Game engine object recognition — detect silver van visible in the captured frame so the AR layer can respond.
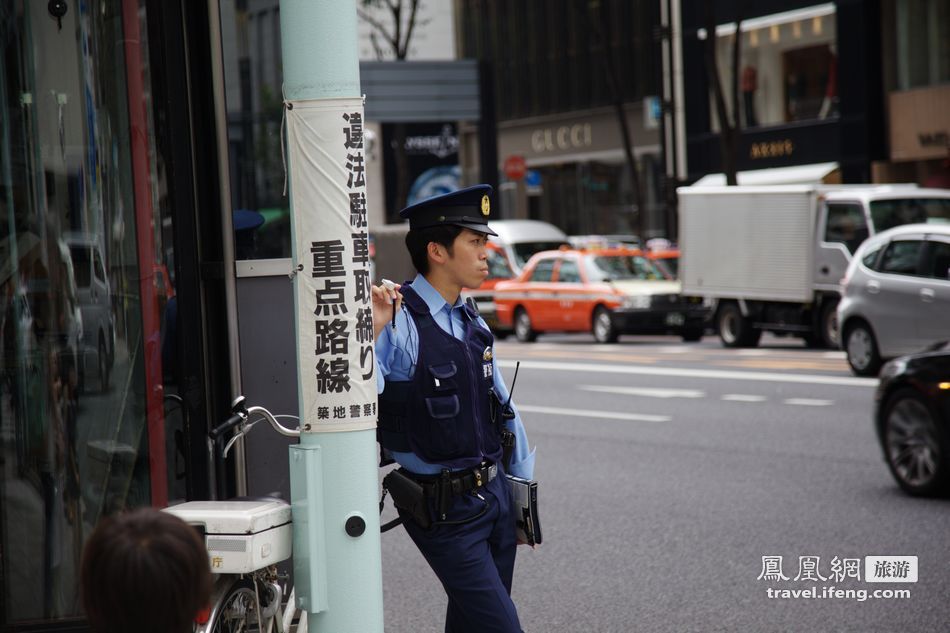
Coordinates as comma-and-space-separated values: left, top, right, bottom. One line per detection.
487, 219, 570, 274
838, 223, 950, 376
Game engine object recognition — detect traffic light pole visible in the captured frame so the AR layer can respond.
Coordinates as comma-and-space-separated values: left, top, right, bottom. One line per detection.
279, 2, 384, 631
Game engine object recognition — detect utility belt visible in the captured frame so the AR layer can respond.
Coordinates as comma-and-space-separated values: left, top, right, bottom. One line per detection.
382, 461, 498, 531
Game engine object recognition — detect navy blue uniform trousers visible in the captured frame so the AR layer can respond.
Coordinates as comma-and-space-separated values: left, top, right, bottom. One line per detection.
400, 471, 523, 633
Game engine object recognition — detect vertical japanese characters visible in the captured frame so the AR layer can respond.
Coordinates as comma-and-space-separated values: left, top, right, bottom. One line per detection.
303, 108, 376, 426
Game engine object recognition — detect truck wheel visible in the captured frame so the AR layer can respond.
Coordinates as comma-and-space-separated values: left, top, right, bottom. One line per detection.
819, 299, 840, 349
681, 327, 703, 342
845, 322, 882, 376
592, 306, 619, 344
514, 308, 537, 343
717, 303, 759, 348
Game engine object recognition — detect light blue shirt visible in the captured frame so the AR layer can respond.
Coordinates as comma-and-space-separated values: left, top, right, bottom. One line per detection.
375, 274, 535, 480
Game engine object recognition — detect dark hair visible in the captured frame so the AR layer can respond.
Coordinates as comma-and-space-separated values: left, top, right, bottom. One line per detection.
405, 225, 464, 274
81, 508, 212, 633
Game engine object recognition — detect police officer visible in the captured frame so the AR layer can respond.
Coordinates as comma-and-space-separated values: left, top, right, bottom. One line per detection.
372, 185, 534, 633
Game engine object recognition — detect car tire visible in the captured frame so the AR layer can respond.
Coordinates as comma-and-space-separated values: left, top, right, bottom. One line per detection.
882, 388, 949, 497
514, 308, 537, 343
818, 299, 839, 349
717, 302, 759, 348
845, 321, 882, 376
98, 336, 110, 392
592, 306, 619, 344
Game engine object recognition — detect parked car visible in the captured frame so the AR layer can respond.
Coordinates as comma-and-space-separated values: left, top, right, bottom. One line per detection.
66, 233, 115, 391
494, 247, 707, 343
461, 241, 515, 337
874, 341, 950, 496
488, 219, 570, 274
838, 223, 950, 376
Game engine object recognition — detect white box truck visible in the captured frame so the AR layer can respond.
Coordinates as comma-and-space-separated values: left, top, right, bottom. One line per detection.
677, 184, 950, 348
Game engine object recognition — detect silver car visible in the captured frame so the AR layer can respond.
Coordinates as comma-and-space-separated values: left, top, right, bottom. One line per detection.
65, 233, 115, 391
838, 223, 950, 376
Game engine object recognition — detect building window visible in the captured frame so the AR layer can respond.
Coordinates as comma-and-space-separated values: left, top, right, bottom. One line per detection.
896, 0, 950, 90
709, 5, 838, 129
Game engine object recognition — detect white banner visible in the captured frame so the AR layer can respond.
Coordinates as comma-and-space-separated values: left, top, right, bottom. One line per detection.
286, 97, 376, 433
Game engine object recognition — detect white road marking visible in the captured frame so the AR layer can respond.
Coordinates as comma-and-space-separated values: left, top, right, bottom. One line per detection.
496, 359, 878, 388
516, 405, 670, 423
821, 351, 847, 359
580, 385, 705, 399
737, 349, 769, 356
784, 398, 835, 406
722, 394, 767, 402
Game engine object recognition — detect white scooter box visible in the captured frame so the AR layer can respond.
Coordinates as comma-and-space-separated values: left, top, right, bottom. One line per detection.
164, 500, 292, 574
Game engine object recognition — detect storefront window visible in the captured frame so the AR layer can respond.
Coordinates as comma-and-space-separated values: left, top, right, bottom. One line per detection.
711, 6, 838, 129
220, 1, 289, 260
0, 0, 170, 623
896, 0, 950, 90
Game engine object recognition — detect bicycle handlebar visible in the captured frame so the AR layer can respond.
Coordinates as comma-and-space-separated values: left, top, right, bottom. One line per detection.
209, 413, 246, 441
247, 405, 300, 438
208, 399, 300, 445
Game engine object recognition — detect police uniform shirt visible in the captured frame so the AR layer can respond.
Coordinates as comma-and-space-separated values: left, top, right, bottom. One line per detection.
376, 273, 535, 480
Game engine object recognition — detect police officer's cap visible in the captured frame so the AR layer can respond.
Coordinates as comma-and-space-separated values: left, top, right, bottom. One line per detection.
399, 184, 498, 237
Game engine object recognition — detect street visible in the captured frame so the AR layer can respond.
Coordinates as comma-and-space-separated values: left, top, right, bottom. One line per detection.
380, 333, 950, 633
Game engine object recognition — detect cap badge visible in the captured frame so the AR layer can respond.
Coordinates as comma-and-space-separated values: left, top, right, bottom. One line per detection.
481, 195, 490, 216
483, 346, 493, 361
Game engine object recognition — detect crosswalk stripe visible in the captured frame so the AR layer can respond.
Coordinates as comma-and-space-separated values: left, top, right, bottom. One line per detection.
580, 385, 705, 399
497, 359, 877, 388
722, 394, 767, 402
783, 398, 834, 406
516, 405, 670, 422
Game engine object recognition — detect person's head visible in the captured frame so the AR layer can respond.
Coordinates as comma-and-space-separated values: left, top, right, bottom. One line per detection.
406, 226, 490, 288
81, 507, 211, 633
400, 184, 497, 287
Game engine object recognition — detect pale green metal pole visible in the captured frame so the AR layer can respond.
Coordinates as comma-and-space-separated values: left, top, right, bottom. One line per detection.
280, 1, 384, 631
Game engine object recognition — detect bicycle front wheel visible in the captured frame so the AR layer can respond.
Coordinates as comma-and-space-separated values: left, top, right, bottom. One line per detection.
203, 577, 277, 633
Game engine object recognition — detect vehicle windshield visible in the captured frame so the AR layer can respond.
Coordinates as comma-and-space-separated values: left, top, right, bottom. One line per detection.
586, 254, 669, 281
653, 256, 678, 277
870, 198, 950, 232
511, 241, 569, 267
486, 248, 514, 280
69, 245, 91, 288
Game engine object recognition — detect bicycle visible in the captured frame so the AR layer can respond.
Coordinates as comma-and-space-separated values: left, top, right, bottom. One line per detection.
164, 396, 306, 633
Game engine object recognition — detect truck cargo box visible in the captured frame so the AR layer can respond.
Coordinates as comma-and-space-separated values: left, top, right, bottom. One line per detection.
678, 186, 818, 303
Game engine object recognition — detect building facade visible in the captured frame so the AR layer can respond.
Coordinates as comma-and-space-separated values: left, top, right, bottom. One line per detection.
457, 0, 668, 239
876, 0, 950, 187
680, 0, 887, 185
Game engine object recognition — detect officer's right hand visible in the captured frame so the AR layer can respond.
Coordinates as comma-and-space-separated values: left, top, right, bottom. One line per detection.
371, 282, 402, 340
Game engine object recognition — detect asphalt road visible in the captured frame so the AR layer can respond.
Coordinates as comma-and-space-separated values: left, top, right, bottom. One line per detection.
380, 333, 950, 633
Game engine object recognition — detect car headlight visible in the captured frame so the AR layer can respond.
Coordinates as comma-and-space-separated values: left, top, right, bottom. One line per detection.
622, 295, 652, 309
879, 358, 906, 379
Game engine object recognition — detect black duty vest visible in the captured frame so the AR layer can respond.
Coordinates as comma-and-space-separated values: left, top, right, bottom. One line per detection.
378, 283, 503, 470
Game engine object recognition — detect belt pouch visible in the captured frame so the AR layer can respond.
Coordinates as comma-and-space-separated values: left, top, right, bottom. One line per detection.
383, 470, 431, 529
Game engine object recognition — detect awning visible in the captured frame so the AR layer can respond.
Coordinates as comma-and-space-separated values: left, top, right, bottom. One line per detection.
692, 162, 840, 186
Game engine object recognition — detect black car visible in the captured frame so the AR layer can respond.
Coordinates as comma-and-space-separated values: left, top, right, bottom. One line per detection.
875, 341, 950, 496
